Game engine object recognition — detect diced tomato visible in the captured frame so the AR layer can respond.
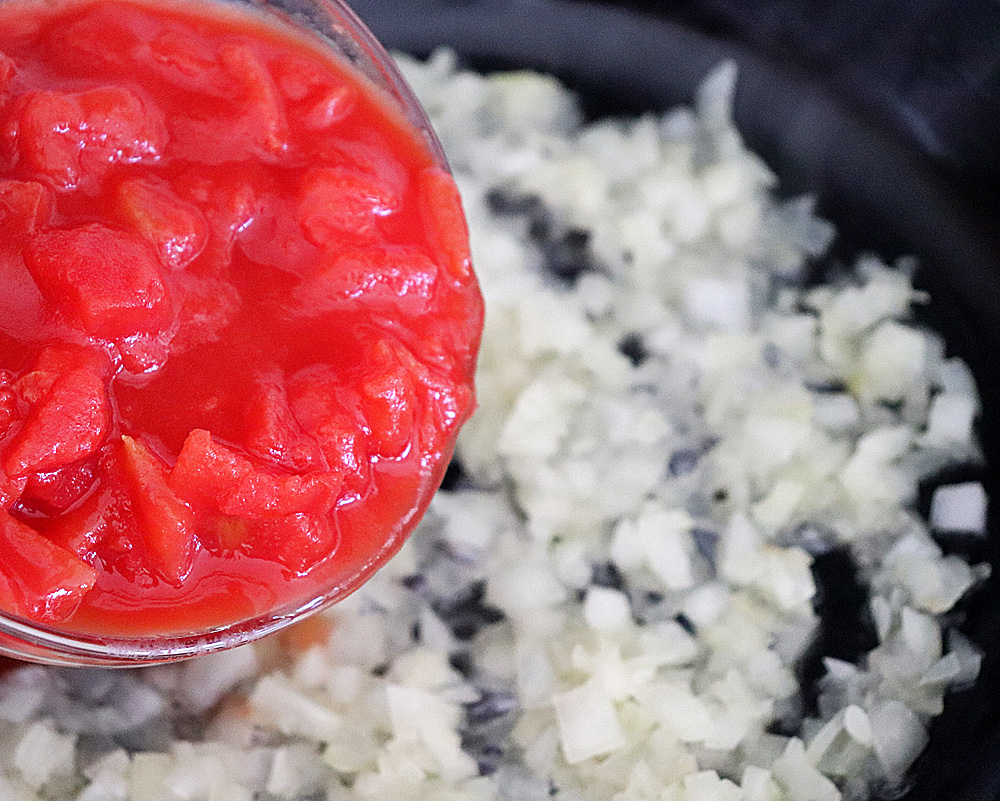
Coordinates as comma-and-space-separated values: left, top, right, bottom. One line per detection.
383, 339, 474, 454
168, 429, 244, 505
272, 54, 356, 129
167, 45, 287, 165
6, 91, 76, 187
114, 177, 208, 271
297, 165, 399, 246
0, 462, 27, 511
0, 511, 97, 623
211, 514, 249, 552
50, 5, 131, 75
116, 331, 171, 375
24, 224, 170, 340
19, 457, 98, 516
119, 436, 196, 583
418, 286, 485, 379
144, 28, 225, 95
37, 451, 128, 568
301, 128, 408, 200
208, 511, 336, 574
0, 388, 17, 439
299, 85, 355, 131
169, 429, 342, 518
0, 52, 15, 94
235, 190, 319, 274
0, 0, 481, 637
245, 513, 338, 574
3, 367, 110, 477
222, 463, 342, 519
28, 447, 155, 588
176, 169, 260, 273
418, 168, 474, 281
16, 86, 165, 191
289, 245, 438, 319
271, 52, 331, 102
169, 274, 241, 354
36, 486, 105, 562
13, 344, 113, 406
244, 374, 326, 472
0, 180, 52, 237
219, 44, 288, 155
0, 370, 18, 440
357, 339, 416, 458
286, 366, 369, 487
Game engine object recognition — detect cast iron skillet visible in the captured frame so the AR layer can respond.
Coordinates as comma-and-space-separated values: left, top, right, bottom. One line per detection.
348, 0, 1000, 797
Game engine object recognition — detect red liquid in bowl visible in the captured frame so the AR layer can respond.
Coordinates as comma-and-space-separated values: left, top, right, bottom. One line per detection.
0, 0, 482, 636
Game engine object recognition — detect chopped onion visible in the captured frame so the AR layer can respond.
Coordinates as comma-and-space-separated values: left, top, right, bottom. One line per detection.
930, 481, 988, 534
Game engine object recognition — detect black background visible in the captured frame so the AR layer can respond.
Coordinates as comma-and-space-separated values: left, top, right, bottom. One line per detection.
604, 0, 1000, 194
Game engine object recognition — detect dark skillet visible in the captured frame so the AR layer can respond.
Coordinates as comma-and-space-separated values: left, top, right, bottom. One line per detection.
348, 0, 1000, 797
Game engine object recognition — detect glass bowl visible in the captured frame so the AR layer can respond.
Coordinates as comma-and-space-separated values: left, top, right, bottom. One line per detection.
0, 0, 453, 667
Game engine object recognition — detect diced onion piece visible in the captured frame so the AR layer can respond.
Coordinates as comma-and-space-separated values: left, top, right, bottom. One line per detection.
868, 700, 928, 782
771, 738, 840, 801
929, 482, 988, 534
552, 680, 626, 763
582, 586, 631, 632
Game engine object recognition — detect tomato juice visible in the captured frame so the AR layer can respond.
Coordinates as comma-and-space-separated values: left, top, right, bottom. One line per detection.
0, 0, 483, 636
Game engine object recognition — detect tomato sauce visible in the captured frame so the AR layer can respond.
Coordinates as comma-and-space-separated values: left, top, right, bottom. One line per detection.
0, 0, 482, 635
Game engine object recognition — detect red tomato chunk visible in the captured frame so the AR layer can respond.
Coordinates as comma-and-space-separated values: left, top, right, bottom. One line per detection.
12, 87, 165, 191
24, 225, 171, 341
0, 0, 482, 635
